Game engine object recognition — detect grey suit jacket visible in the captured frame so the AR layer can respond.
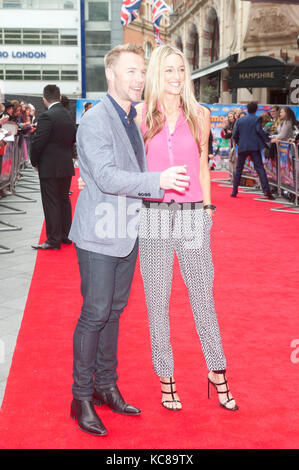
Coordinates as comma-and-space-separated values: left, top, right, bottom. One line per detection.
69, 95, 163, 256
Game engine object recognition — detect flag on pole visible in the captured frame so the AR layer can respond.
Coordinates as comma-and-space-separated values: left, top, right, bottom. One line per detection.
120, 0, 142, 27
152, 0, 170, 45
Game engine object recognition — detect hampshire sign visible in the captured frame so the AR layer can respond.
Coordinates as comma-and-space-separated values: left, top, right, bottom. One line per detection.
229, 56, 286, 89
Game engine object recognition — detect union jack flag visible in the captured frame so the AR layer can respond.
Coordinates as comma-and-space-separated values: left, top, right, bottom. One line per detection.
120, 0, 142, 27
152, 0, 170, 45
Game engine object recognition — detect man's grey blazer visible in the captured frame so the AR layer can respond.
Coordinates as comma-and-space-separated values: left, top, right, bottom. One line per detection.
69, 95, 163, 257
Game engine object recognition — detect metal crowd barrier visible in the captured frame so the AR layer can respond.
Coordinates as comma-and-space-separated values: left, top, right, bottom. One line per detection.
0, 132, 40, 254
268, 141, 299, 213
223, 141, 299, 213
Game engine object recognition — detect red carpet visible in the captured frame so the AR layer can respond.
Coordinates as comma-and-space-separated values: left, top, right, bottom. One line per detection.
0, 171, 299, 449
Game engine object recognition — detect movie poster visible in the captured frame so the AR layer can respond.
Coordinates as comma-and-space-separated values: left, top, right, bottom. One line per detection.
279, 141, 296, 190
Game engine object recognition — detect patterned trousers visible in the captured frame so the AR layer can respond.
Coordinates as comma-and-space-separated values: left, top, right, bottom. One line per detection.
139, 206, 227, 378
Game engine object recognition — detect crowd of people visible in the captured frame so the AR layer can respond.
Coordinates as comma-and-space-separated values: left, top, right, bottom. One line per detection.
0, 95, 77, 199
0, 99, 37, 179
207, 104, 298, 179
220, 105, 299, 149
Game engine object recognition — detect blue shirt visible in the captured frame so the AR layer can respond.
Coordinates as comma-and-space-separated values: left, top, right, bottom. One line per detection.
107, 94, 143, 170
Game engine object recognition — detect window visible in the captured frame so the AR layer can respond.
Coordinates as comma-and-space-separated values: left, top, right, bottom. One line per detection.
6, 67, 23, 80
60, 29, 77, 46
0, 65, 78, 81
211, 17, 219, 63
4, 29, 21, 44
86, 63, 106, 92
0, 0, 77, 8
3, 1, 21, 8
85, 30, 111, 57
42, 67, 60, 81
23, 67, 41, 80
63, 0, 74, 8
61, 65, 78, 81
88, 1, 109, 21
1, 28, 77, 46
41, 29, 59, 45
144, 42, 152, 60
23, 29, 41, 45
192, 31, 199, 70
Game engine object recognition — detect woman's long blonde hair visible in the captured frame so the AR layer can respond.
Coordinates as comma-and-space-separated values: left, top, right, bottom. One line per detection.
144, 45, 204, 154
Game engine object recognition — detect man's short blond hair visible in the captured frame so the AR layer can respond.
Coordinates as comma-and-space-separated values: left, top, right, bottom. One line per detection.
104, 43, 144, 69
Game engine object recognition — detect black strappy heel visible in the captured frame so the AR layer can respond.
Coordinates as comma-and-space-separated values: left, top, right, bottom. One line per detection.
160, 378, 182, 411
208, 371, 239, 411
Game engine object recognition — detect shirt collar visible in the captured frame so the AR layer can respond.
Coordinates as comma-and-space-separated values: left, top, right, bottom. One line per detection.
48, 101, 60, 110
107, 94, 137, 125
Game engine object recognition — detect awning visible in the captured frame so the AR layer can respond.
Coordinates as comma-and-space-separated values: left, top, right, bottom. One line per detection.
191, 56, 236, 80
229, 56, 286, 89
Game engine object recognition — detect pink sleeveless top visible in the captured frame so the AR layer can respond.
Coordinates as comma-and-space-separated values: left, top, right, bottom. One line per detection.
140, 103, 203, 202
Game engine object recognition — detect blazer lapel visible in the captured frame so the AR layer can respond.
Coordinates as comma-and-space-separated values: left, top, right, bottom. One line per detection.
101, 95, 141, 170
135, 120, 147, 172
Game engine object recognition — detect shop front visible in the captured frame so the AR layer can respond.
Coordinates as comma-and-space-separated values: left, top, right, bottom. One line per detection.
228, 55, 299, 105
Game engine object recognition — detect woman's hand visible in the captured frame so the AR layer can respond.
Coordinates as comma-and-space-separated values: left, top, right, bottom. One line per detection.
205, 208, 214, 218
160, 165, 190, 193
0, 115, 9, 126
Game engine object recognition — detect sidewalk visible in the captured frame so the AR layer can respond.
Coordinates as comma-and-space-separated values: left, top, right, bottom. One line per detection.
0, 167, 44, 407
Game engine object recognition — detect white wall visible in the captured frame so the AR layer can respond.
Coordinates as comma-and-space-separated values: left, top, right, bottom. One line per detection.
3, 80, 81, 97
0, 10, 80, 30
0, 46, 80, 66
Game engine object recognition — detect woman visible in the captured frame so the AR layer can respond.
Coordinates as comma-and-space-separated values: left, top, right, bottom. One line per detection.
19, 104, 35, 166
260, 112, 272, 135
220, 111, 235, 142
135, 45, 238, 412
271, 106, 296, 143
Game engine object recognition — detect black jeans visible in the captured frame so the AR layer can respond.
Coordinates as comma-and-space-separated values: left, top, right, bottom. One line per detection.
232, 150, 271, 195
72, 240, 138, 400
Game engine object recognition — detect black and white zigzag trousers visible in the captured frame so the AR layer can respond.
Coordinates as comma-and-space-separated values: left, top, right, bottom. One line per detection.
139, 207, 227, 377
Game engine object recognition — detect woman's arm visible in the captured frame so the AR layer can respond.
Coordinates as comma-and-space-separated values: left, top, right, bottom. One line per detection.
274, 120, 293, 141
199, 106, 213, 216
135, 102, 144, 129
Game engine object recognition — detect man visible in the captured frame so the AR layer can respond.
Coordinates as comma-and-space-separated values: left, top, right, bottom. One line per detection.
231, 102, 274, 200
269, 105, 280, 134
69, 44, 189, 436
30, 85, 76, 249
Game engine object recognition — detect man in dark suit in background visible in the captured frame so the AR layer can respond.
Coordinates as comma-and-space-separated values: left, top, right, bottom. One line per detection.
30, 85, 76, 250
231, 102, 274, 200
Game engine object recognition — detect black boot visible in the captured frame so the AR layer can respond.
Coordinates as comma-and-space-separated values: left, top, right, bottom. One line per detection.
70, 399, 107, 436
264, 191, 275, 200
93, 385, 141, 415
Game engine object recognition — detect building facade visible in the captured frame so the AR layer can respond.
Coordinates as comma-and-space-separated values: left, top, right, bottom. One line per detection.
0, 0, 123, 99
168, 0, 299, 105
